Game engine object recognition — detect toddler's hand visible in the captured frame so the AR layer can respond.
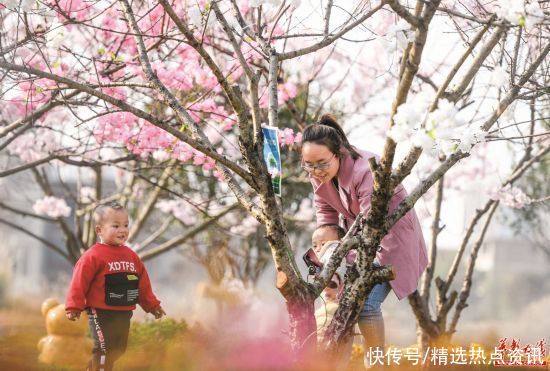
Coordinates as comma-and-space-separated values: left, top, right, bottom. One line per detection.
151, 306, 166, 319
66, 311, 81, 321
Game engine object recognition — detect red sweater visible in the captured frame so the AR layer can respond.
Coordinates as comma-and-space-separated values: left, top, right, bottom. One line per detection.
66, 243, 161, 312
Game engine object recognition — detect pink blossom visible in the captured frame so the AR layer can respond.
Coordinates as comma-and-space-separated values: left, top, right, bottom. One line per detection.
279, 128, 296, 146
172, 143, 195, 162
221, 118, 236, 131
94, 111, 137, 144
9, 129, 58, 162
33, 196, 71, 218
102, 86, 128, 101
202, 157, 216, 171
193, 152, 206, 166
489, 185, 532, 208
213, 169, 227, 182
156, 199, 197, 225
49, 0, 91, 22
278, 127, 301, 147
280, 82, 297, 101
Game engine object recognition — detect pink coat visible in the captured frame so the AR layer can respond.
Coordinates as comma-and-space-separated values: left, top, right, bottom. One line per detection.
311, 149, 428, 300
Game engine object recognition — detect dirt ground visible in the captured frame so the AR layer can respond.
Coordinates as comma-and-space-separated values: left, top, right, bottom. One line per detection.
0, 303, 546, 371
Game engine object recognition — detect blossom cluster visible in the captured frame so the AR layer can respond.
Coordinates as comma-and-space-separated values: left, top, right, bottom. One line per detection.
32, 196, 71, 218
388, 97, 487, 156
489, 184, 532, 208
8, 129, 58, 163
278, 127, 302, 147
156, 199, 198, 226
496, 0, 544, 30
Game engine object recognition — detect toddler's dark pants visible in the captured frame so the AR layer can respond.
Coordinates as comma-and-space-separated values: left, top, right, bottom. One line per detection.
86, 308, 133, 371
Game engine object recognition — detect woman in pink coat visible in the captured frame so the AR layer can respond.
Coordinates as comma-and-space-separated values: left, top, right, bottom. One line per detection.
301, 114, 428, 367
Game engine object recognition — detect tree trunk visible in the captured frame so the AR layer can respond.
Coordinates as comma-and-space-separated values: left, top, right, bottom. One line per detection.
285, 294, 317, 363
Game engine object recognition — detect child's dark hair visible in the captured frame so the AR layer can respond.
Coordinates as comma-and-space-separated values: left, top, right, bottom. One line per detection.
93, 201, 125, 225
301, 114, 362, 160
317, 224, 346, 239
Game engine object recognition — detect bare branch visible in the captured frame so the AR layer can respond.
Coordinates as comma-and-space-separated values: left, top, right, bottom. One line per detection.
140, 202, 241, 261
448, 25, 507, 101
430, 16, 496, 111
0, 201, 56, 222
448, 201, 498, 334
324, 0, 334, 37
0, 216, 71, 261
127, 159, 176, 242
211, 2, 254, 79
0, 154, 57, 177
278, 2, 385, 60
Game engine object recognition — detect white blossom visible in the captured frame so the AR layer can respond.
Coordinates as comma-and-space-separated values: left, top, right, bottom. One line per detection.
496, 0, 525, 24
33, 196, 71, 218
437, 139, 457, 156
394, 102, 423, 128
80, 187, 96, 204
387, 123, 410, 143
386, 20, 415, 49
428, 99, 462, 130
457, 126, 486, 153
412, 130, 434, 151
525, 1, 544, 30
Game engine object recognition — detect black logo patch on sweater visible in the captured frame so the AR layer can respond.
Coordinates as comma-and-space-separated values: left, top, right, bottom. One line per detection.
104, 273, 140, 306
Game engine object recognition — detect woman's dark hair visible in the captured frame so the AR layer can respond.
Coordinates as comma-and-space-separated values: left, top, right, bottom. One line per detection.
301, 114, 361, 160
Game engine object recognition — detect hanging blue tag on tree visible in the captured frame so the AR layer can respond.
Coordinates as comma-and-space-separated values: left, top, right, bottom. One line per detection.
262, 126, 282, 197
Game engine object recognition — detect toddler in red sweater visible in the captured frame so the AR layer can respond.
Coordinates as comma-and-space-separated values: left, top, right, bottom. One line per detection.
65, 201, 165, 371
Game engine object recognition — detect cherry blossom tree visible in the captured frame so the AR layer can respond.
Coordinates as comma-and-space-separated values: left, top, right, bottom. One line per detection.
1, 0, 548, 362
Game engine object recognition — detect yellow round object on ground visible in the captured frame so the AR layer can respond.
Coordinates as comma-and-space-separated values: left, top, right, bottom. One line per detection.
38, 334, 92, 367
46, 304, 88, 336
41, 298, 59, 317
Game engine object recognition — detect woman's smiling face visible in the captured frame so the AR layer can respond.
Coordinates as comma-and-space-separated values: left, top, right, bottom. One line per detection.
301, 142, 339, 184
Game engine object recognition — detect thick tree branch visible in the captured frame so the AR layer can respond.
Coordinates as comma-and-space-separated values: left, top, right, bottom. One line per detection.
386, 0, 421, 28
